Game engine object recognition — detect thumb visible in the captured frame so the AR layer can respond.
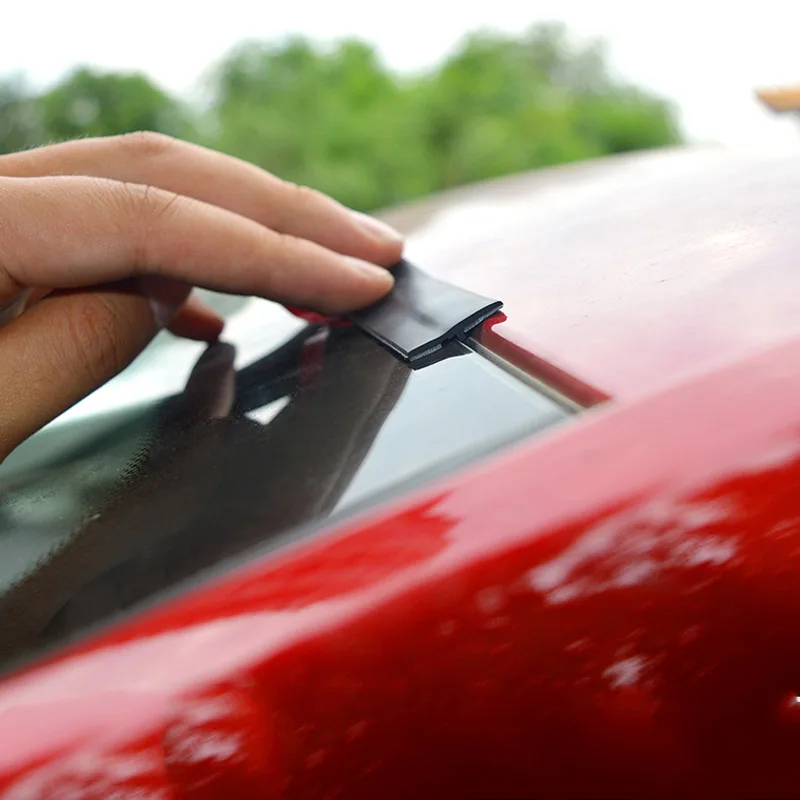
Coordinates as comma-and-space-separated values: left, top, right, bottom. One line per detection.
0, 283, 167, 461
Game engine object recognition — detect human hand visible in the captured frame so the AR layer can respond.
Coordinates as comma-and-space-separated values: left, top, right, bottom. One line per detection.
0, 133, 402, 460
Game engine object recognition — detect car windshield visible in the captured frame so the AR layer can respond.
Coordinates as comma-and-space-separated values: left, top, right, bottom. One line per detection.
0, 294, 572, 671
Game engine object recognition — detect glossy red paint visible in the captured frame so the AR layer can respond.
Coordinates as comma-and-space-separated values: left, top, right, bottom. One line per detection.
4, 326, 800, 797
385, 144, 800, 400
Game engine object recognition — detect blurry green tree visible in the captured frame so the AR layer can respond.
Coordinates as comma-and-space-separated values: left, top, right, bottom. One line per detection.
204, 22, 680, 207
0, 76, 45, 154
0, 23, 681, 209
205, 37, 437, 210
38, 68, 191, 141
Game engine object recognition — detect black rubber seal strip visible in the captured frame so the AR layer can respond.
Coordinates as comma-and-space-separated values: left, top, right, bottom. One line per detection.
348, 260, 503, 364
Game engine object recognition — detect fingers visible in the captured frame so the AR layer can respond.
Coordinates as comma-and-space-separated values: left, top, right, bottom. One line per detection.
0, 133, 404, 267
0, 175, 394, 315
167, 294, 225, 342
0, 285, 160, 461
5, 281, 224, 344
20, 282, 223, 341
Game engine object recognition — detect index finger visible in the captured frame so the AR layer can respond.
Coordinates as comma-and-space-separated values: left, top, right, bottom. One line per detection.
0, 175, 395, 316
0, 133, 404, 267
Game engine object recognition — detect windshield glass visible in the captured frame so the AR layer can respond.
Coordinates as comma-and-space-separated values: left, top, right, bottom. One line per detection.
0, 297, 571, 671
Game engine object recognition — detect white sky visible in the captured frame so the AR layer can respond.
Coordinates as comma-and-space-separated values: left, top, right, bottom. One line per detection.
2, 0, 800, 146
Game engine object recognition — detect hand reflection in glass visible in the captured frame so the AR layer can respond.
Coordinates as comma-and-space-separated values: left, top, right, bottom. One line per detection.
0, 327, 409, 663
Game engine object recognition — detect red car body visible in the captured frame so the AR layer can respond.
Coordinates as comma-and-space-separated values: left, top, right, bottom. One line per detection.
3, 144, 800, 798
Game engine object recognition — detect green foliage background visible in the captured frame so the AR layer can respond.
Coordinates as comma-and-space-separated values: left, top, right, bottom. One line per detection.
0, 23, 681, 211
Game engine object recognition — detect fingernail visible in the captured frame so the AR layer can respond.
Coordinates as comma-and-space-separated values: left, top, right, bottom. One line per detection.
351, 211, 403, 244
149, 298, 178, 328
345, 257, 395, 288
0, 291, 30, 327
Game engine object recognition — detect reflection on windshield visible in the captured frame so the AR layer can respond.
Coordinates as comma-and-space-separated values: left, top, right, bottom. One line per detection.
0, 319, 569, 671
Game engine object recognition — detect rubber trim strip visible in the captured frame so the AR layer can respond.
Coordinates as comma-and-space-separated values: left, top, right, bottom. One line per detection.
349, 260, 503, 364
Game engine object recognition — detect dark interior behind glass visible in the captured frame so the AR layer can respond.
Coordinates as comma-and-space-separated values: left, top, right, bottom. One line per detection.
0, 313, 571, 672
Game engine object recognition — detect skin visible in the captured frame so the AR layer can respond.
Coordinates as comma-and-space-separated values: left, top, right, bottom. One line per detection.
0, 132, 403, 462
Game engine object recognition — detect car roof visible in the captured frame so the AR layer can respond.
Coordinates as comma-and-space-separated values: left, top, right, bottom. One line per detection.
384, 143, 800, 400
